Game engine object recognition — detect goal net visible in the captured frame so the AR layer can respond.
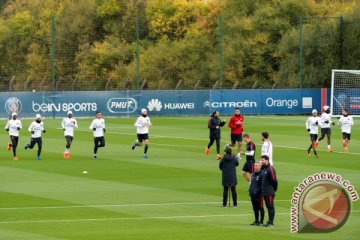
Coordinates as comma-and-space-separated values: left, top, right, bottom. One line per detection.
331, 69, 360, 116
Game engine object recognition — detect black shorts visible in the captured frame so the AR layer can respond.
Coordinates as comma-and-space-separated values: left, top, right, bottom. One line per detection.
94, 136, 105, 146
10, 135, 19, 147
29, 137, 42, 149
310, 134, 318, 142
242, 161, 254, 173
65, 136, 74, 142
231, 134, 243, 144
137, 134, 149, 143
342, 132, 351, 140
321, 128, 331, 135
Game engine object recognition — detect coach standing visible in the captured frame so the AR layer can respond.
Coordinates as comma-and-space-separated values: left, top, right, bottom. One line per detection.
249, 161, 264, 226
260, 155, 278, 227
219, 148, 239, 208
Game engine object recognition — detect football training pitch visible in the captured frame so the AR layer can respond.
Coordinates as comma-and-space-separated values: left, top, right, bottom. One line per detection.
0, 116, 359, 240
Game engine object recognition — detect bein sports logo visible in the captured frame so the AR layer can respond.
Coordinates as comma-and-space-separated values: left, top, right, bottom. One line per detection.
5, 97, 22, 114
106, 98, 137, 113
147, 99, 162, 112
290, 172, 358, 233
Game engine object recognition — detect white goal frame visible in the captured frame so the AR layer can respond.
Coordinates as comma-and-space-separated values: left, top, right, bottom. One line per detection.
331, 69, 360, 117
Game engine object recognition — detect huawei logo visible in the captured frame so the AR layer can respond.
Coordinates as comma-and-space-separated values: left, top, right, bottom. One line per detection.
147, 99, 162, 112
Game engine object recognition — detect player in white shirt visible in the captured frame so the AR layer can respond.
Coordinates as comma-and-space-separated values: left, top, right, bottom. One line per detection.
25, 114, 46, 160
261, 132, 273, 165
5, 112, 22, 160
339, 108, 354, 152
306, 109, 320, 158
61, 111, 78, 160
131, 108, 151, 158
316, 105, 335, 152
89, 111, 106, 159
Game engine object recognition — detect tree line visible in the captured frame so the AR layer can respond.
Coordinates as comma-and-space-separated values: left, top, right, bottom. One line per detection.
0, 0, 359, 91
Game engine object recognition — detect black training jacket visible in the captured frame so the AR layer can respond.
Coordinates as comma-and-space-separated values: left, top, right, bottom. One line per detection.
208, 116, 225, 139
219, 153, 239, 187
249, 171, 262, 197
260, 164, 278, 196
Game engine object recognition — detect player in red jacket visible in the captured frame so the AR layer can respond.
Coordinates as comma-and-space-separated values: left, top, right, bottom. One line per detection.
225, 108, 245, 159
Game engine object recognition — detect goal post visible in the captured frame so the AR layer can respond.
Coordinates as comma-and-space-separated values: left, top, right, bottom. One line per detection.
330, 69, 360, 116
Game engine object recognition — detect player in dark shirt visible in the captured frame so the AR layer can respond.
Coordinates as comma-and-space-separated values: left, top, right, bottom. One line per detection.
240, 134, 255, 182
249, 161, 264, 226
206, 111, 226, 160
260, 155, 278, 227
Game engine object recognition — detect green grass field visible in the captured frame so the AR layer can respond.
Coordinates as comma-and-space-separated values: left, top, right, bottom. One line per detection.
0, 116, 359, 240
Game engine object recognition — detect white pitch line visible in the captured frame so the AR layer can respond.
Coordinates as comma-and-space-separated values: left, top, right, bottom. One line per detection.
274, 144, 360, 156
1, 210, 358, 225
0, 200, 291, 211
58, 128, 208, 141
149, 142, 360, 156
1, 211, 358, 225
150, 143, 199, 148
147, 141, 360, 156
0, 212, 292, 225
65, 128, 360, 155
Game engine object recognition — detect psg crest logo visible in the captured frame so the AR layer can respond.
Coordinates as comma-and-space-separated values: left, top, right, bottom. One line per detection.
5, 97, 22, 114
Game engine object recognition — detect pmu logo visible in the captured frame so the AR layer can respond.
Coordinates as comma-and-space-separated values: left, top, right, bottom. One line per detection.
106, 98, 137, 113
5, 97, 22, 114
147, 99, 162, 112
290, 172, 358, 233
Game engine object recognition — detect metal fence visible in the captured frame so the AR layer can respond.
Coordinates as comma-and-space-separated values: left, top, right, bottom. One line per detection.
0, 14, 359, 92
